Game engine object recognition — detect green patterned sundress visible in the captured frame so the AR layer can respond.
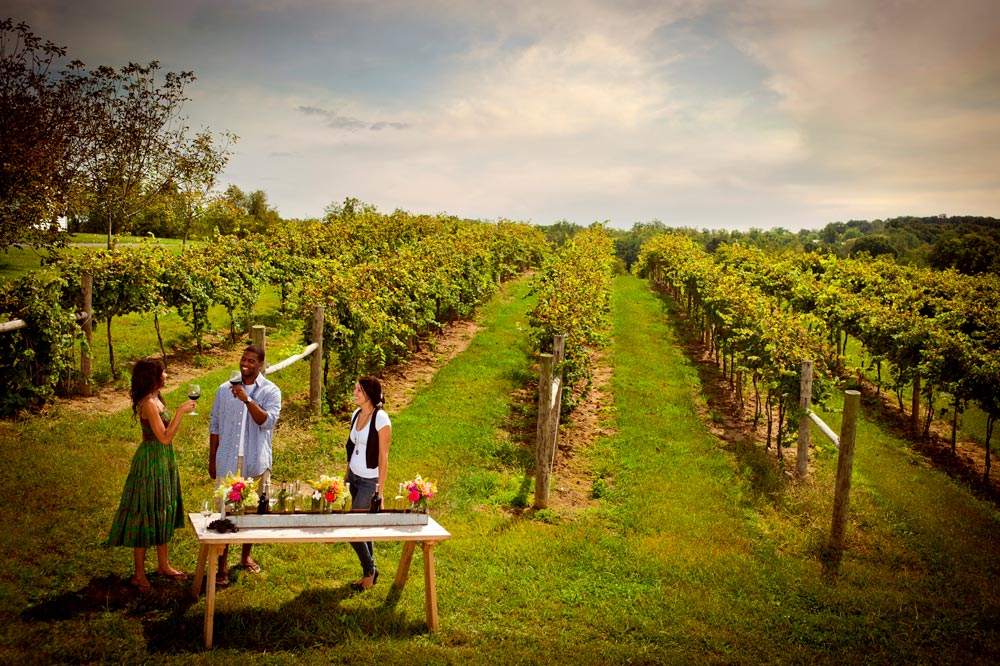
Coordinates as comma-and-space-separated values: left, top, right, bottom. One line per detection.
107, 410, 185, 547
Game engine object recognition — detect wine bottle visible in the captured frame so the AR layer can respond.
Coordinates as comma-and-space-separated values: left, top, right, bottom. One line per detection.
258, 481, 269, 514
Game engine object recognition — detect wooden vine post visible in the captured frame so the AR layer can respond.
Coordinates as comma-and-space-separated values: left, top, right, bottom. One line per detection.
534, 334, 566, 510
829, 389, 861, 569
251, 325, 266, 351
797, 360, 813, 479
79, 272, 93, 396
309, 306, 324, 416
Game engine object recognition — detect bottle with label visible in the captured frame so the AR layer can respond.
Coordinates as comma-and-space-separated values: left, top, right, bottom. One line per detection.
257, 481, 269, 514
277, 482, 287, 512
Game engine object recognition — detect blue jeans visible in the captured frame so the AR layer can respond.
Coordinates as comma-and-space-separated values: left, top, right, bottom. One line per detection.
347, 471, 378, 576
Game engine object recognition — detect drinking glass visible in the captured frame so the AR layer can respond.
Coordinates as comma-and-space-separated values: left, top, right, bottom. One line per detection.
187, 383, 201, 415
229, 369, 242, 386
200, 499, 213, 519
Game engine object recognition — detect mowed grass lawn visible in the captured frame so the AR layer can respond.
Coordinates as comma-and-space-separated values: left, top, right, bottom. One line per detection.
0, 274, 998, 664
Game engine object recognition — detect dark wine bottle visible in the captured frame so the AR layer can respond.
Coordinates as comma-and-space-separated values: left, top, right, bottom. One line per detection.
258, 481, 269, 514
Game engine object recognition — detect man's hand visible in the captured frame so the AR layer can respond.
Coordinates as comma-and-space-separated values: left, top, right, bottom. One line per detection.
230, 384, 248, 403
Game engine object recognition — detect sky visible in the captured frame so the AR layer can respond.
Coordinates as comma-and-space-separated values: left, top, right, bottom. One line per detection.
7, 0, 1000, 230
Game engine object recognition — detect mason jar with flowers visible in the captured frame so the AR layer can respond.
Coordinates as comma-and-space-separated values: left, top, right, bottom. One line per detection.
403, 475, 437, 513
214, 472, 259, 518
310, 474, 347, 512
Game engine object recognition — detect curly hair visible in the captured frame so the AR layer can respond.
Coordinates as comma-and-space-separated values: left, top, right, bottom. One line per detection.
130, 358, 165, 418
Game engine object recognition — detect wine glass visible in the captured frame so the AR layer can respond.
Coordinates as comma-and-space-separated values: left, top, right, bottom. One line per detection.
200, 499, 213, 520
187, 383, 201, 415
229, 369, 242, 386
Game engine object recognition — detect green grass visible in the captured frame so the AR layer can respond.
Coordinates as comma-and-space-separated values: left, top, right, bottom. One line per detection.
0, 245, 65, 282
843, 342, 994, 453
0, 274, 998, 664
1, 235, 202, 284
68, 233, 195, 246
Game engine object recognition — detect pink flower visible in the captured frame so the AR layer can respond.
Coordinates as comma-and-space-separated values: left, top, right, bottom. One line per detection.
324, 491, 336, 502
408, 490, 421, 502
228, 489, 241, 502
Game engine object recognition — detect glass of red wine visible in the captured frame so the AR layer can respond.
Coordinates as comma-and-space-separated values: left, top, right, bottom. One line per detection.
229, 370, 242, 386
187, 383, 201, 415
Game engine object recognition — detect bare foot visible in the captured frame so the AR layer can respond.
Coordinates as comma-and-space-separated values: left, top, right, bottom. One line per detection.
241, 558, 261, 574
350, 572, 376, 591
130, 576, 152, 593
156, 566, 188, 580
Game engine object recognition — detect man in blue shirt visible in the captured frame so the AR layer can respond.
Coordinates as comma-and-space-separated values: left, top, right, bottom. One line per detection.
209, 344, 281, 584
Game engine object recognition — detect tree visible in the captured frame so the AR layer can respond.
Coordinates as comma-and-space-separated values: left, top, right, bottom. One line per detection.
849, 234, 898, 259
171, 130, 236, 243
76, 61, 229, 247
0, 19, 87, 253
200, 185, 280, 237
324, 196, 377, 222
929, 232, 1000, 275
613, 220, 666, 270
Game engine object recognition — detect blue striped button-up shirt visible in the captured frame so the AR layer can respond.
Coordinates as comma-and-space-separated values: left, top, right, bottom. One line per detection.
209, 374, 281, 478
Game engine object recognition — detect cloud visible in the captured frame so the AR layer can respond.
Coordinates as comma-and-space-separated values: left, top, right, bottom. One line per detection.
297, 105, 410, 132
8, 0, 998, 226
730, 0, 1000, 194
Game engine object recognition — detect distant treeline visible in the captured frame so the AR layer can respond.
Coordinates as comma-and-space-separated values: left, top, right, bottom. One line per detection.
538, 215, 1000, 277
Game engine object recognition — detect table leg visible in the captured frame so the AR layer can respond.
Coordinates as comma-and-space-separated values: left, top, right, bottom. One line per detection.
203, 545, 222, 649
394, 540, 417, 588
191, 544, 208, 599
422, 541, 439, 632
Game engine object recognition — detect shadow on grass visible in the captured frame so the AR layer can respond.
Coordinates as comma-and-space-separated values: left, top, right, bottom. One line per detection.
651, 288, 788, 505
20, 572, 196, 623
21, 572, 427, 654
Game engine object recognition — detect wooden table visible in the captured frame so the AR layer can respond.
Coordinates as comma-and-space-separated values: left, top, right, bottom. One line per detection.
187, 512, 451, 648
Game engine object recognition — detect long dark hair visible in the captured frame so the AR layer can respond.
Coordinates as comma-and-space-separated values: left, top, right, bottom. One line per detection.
130, 358, 165, 418
357, 376, 384, 408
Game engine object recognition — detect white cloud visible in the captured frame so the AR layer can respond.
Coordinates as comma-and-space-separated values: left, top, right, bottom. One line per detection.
6, 0, 998, 226
730, 0, 1000, 202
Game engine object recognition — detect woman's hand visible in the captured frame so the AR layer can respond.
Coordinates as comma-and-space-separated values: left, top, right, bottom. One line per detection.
177, 399, 198, 415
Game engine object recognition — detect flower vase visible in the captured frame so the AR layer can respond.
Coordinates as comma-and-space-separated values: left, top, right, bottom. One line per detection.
230, 503, 245, 527
411, 498, 428, 514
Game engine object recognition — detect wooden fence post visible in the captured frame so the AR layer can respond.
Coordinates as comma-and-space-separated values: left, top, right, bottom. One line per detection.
252, 325, 266, 352
534, 334, 566, 510
534, 353, 554, 510
829, 389, 861, 568
79, 272, 93, 396
310, 306, 324, 416
797, 360, 813, 479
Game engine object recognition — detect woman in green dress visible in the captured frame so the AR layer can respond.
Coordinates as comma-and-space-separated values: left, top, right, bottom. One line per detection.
108, 358, 196, 592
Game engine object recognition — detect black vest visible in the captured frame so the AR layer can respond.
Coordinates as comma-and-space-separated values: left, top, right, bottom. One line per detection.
346, 407, 380, 470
